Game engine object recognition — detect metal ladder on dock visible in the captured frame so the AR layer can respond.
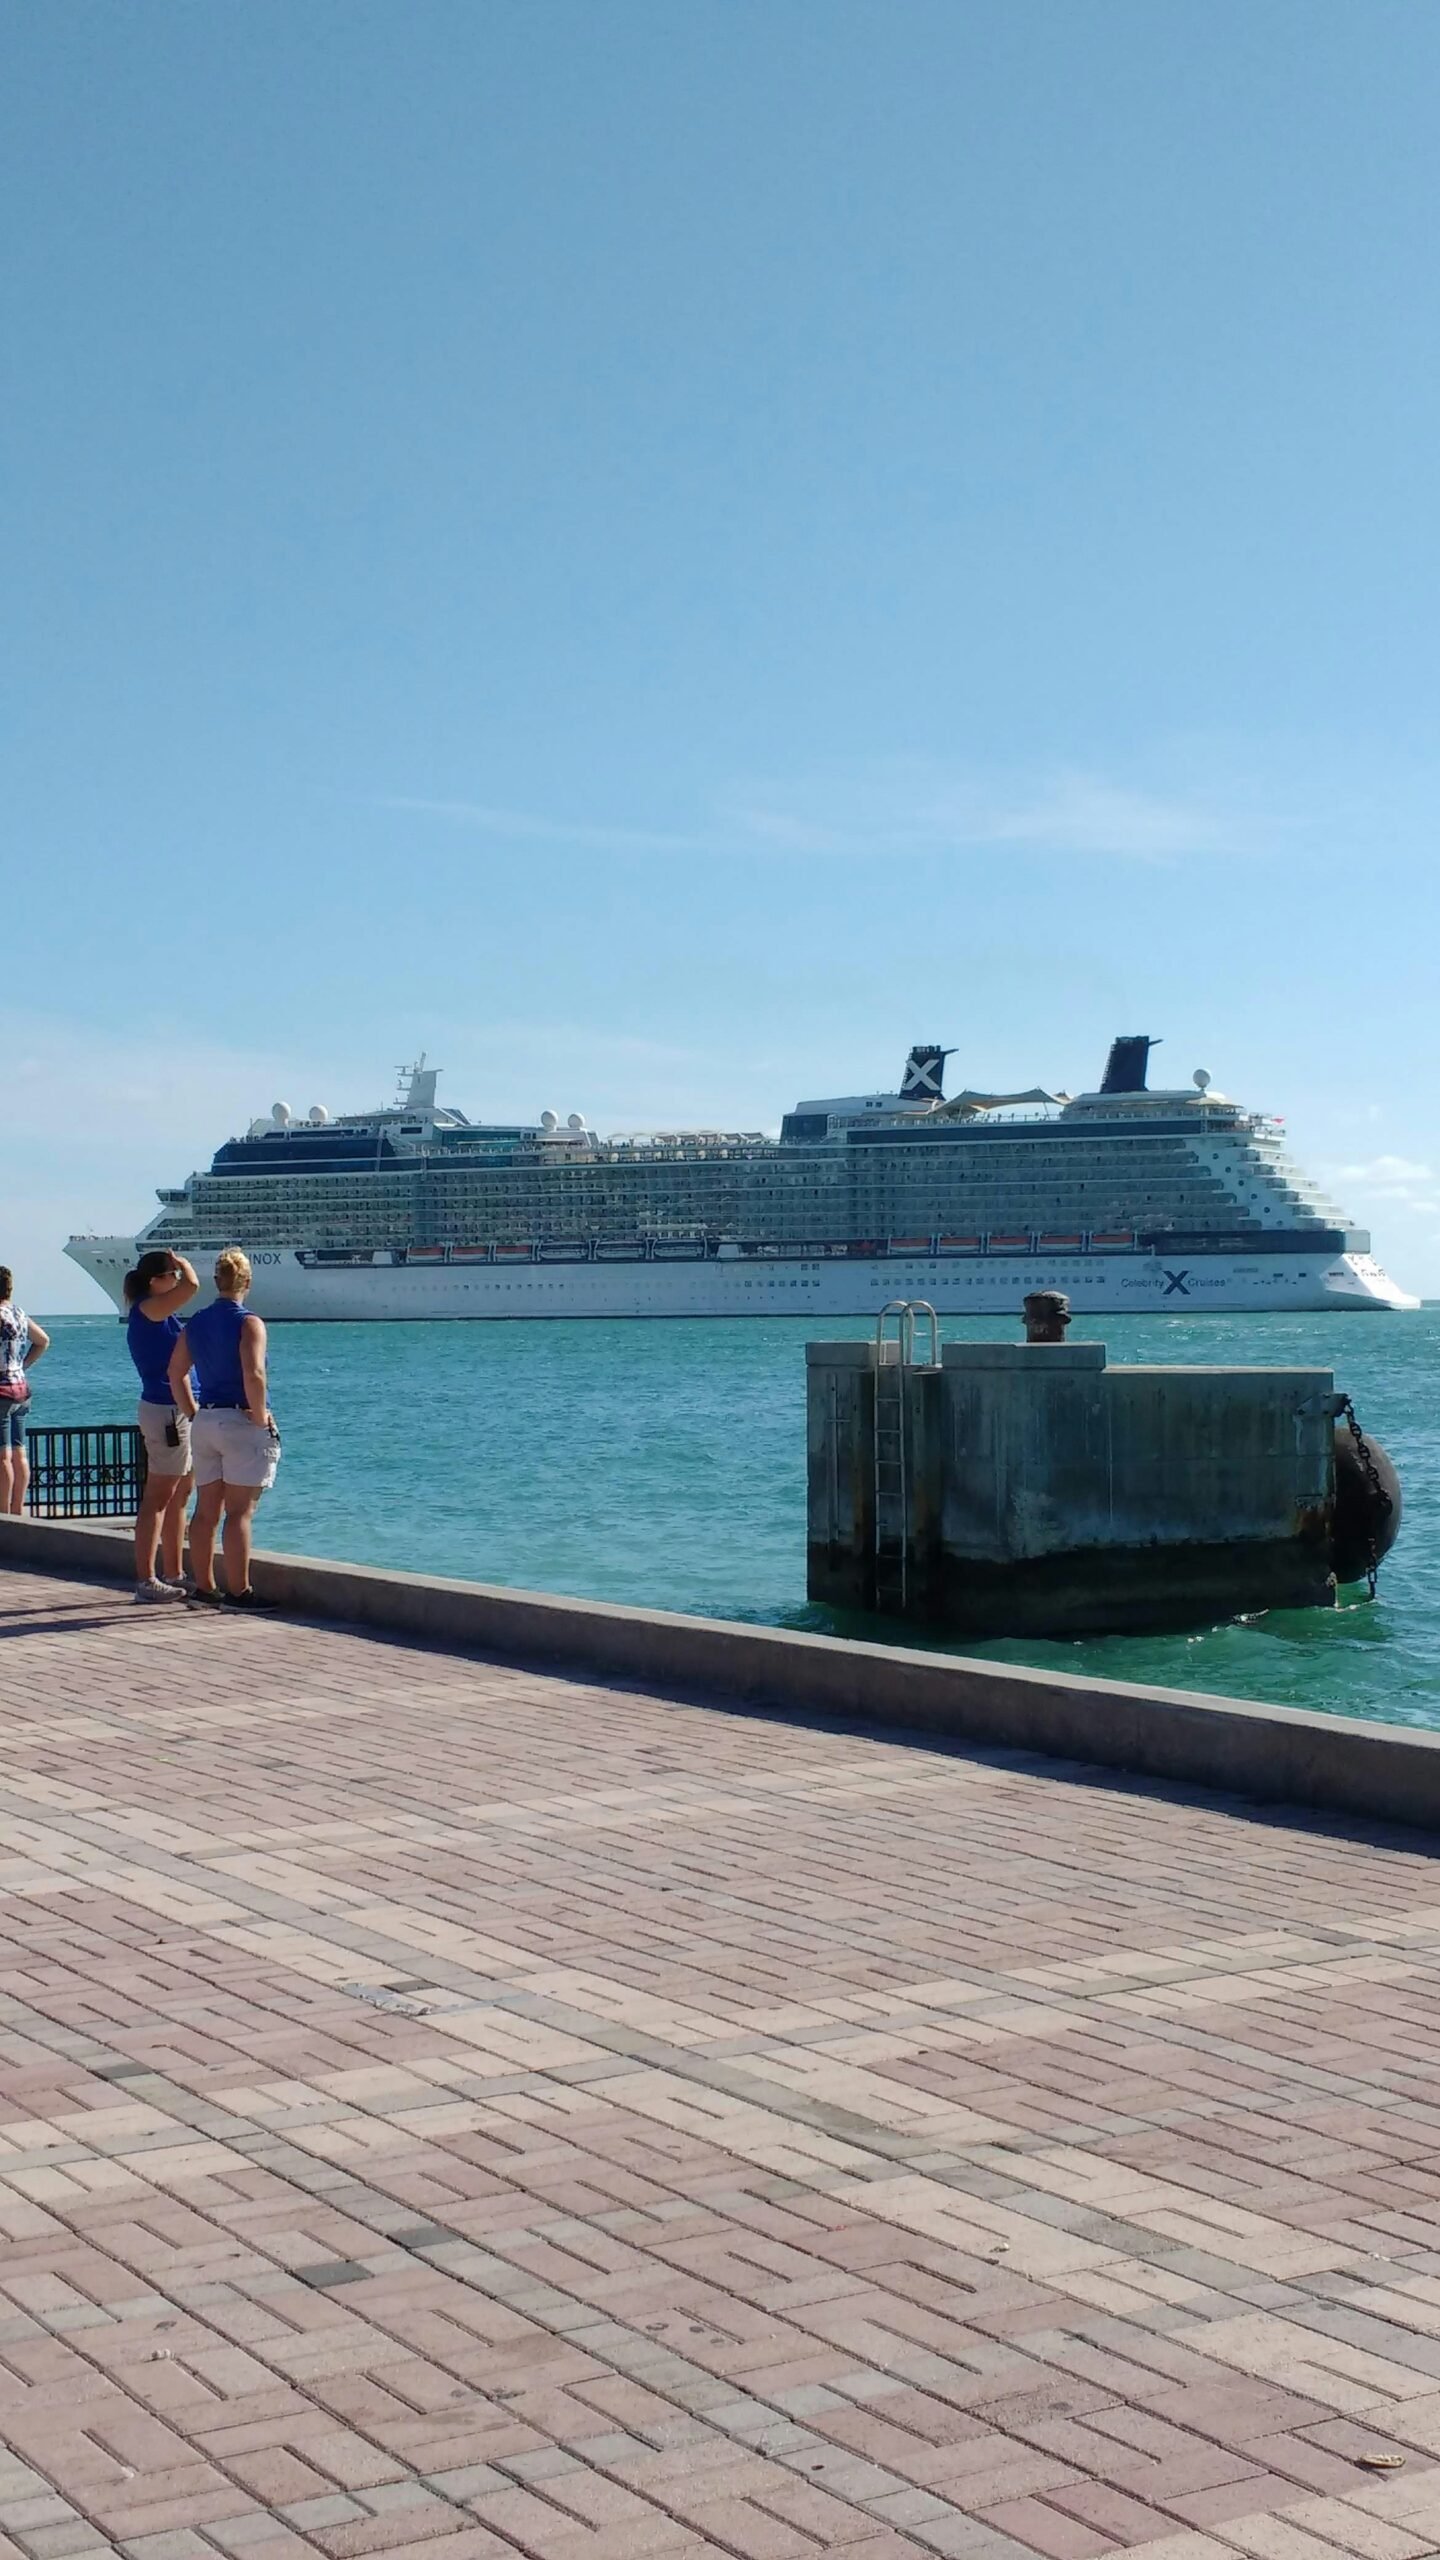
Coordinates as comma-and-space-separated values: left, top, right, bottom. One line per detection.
873, 1300, 940, 1613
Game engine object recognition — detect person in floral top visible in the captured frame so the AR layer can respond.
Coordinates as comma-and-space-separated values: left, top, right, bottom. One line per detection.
0, 1266, 49, 1515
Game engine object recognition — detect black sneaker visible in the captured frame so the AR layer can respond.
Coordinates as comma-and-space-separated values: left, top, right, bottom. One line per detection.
224, 1588, 278, 1610
187, 1586, 226, 1607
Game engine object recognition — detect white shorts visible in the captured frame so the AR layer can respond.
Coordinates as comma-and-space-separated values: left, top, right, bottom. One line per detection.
137, 1400, 192, 1481
191, 1407, 280, 1492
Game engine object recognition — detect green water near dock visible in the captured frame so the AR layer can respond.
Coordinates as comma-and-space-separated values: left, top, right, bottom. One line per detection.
35, 1308, 1440, 1731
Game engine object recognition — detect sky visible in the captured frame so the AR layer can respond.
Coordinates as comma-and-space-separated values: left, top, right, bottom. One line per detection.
5, 0, 1439, 1307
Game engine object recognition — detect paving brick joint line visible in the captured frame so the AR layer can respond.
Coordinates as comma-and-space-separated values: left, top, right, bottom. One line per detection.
2, 1567, 1440, 2560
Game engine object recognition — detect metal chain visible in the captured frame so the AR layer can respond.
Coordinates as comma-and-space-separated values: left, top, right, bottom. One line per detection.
1337, 1394, 1392, 1600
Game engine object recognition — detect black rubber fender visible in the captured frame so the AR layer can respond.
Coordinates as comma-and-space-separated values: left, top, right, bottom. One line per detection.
1332, 1424, 1402, 1586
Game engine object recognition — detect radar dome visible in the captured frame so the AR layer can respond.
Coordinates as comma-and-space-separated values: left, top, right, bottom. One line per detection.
271, 1102, 292, 1126
540, 1109, 559, 1132
567, 1112, 587, 1132
308, 1103, 330, 1126
1192, 1069, 1211, 1092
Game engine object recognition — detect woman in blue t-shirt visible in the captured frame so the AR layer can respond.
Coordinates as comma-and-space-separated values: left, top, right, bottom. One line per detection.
122, 1249, 200, 1601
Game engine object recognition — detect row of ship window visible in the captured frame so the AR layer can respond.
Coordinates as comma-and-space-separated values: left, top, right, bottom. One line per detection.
203, 1182, 1240, 1213
199, 1144, 1225, 1205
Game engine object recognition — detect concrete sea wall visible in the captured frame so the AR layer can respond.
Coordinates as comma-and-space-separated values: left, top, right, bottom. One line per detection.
808, 1337, 1346, 1634
2, 1513, 1436, 1835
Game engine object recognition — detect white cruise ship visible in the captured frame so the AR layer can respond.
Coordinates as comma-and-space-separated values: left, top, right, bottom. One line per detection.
66, 1037, 1417, 1320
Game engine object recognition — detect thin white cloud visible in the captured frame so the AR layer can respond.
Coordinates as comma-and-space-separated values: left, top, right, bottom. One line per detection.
981, 774, 1237, 861
1323, 1154, 1440, 1228
366, 761, 1246, 867
10, 1019, 339, 1143
373, 797, 709, 855
1329, 1154, 1435, 1190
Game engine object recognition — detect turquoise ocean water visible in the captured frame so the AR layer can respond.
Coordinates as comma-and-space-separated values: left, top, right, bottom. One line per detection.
31, 1307, 1440, 1730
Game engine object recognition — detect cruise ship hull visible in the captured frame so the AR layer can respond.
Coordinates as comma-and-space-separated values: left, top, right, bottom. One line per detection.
65, 1237, 1420, 1318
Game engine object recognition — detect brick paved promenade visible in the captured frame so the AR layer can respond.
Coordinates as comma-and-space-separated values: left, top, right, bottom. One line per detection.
3, 1564, 1440, 2560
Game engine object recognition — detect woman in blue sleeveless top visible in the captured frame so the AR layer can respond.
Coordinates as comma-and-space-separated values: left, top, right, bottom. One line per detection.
122, 1249, 199, 1599
168, 1248, 280, 1607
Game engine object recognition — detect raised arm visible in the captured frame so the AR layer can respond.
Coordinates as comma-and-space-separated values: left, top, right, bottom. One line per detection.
164, 1254, 200, 1308
143, 1254, 200, 1317
167, 1327, 198, 1419
239, 1313, 272, 1432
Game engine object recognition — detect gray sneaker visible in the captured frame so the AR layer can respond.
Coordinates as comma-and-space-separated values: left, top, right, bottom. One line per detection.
134, 1578, 186, 1604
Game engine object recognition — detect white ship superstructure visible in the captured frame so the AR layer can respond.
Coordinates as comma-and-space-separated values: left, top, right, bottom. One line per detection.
66, 1038, 1418, 1318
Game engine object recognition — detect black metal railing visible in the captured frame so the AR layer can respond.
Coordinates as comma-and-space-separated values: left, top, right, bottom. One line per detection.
26, 1424, 147, 1519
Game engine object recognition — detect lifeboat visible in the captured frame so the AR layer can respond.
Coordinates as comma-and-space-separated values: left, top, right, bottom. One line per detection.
938, 1235, 981, 1254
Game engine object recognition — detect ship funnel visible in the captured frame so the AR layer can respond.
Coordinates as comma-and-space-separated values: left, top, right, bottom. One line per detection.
1099, 1035, 1159, 1095
900, 1044, 954, 1100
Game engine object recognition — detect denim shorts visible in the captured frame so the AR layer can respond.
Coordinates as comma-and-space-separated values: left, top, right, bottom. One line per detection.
0, 1398, 29, 1450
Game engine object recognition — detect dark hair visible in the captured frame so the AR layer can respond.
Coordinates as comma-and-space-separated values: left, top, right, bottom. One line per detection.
122, 1249, 176, 1308
0, 1267, 11, 1304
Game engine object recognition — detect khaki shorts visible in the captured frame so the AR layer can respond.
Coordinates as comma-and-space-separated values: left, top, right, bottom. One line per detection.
137, 1400, 192, 1481
192, 1407, 280, 1492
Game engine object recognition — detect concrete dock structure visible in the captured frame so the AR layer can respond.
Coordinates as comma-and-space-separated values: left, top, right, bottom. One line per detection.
808, 1334, 1355, 1635
2, 1546, 1440, 2558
